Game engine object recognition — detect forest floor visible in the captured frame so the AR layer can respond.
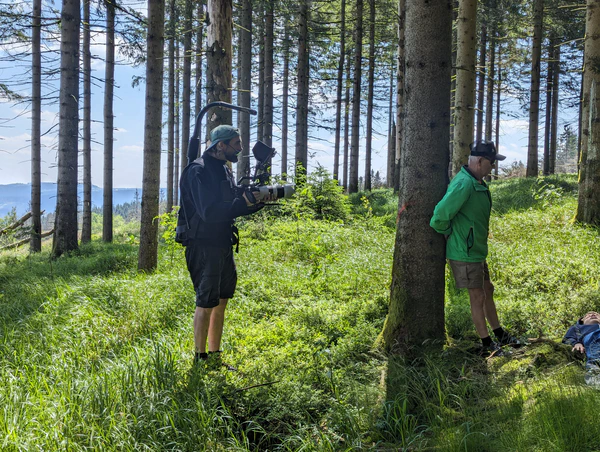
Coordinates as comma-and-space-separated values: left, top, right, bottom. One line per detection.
1, 174, 599, 451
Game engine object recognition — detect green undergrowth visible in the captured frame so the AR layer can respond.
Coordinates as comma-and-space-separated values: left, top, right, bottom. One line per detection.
1, 174, 599, 450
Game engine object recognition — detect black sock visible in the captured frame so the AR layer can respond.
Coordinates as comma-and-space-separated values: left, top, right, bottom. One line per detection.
481, 336, 493, 347
493, 327, 505, 339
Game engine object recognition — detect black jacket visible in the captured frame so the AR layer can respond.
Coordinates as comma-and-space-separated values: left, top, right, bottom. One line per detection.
176, 152, 254, 247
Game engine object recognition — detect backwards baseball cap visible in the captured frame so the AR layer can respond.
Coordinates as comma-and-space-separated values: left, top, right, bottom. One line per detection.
207, 125, 240, 151
470, 140, 506, 162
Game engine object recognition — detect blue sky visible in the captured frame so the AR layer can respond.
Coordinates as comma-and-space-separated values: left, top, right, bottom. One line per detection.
0, 2, 579, 189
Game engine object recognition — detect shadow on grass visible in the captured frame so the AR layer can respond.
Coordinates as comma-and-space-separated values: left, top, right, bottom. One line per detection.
380, 338, 596, 451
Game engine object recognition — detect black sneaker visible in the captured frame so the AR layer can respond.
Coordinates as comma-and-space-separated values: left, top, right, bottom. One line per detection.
479, 342, 503, 358
194, 352, 208, 365
497, 332, 522, 348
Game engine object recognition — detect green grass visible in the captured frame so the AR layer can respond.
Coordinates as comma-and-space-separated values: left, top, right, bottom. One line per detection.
1, 175, 600, 450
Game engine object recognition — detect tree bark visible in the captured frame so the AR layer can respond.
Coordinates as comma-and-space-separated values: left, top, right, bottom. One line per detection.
526, 0, 543, 177
452, 0, 477, 176
30, 0, 42, 252
395, 0, 405, 192
334, 0, 346, 182
295, 1, 311, 178
182, 0, 192, 177
257, 8, 265, 143
195, 0, 204, 119
381, 0, 452, 352
349, 0, 363, 193
576, 0, 600, 225
387, 62, 395, 186
205, 0, 233, 137
485, 22, 495, 141
167, 0, 176, 212
103, 0, 115, 243
343, 50, 351, 190
138, 0, 164, 271
549, 42, 560, 174
281, 20, 289, 180
543, 39, 554, 176
263, 0, 274, 152
364, 0, 375, 191
237, 0, 252, 182
81, 0, 92, 244
476, 23, 487, 143
52, 0, 80, 258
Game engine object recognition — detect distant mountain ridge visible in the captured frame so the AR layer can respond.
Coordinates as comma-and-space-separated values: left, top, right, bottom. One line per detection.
0, 183, 152, 218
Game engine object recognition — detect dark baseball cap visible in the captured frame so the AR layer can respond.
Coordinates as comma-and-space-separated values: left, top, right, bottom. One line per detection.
470, 140, 506, 162
206, 125, 240, 151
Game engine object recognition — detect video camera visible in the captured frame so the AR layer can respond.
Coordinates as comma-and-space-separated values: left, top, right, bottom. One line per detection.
237, 140, 295, 204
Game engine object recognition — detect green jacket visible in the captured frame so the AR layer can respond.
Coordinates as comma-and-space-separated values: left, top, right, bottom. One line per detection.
430, 166, 492, 262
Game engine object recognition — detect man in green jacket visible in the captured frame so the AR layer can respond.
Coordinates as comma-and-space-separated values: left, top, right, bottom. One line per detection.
431, 140, 520, 355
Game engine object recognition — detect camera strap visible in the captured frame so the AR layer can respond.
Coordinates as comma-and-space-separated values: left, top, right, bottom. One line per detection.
232, 224, 239, 253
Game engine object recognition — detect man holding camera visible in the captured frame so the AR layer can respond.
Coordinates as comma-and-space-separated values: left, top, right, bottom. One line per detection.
177, 125, 268, 367
430, 140, 520, 356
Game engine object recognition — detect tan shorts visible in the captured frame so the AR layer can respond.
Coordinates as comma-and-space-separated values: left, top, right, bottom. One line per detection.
448, 260, 490, 289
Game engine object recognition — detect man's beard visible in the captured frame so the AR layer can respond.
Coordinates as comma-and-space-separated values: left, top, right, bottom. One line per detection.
225, 152, 239, 163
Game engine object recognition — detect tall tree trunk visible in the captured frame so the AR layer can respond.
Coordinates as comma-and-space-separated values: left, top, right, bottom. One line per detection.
182, 0, 192, 173
295, 1, 310, 178
257, 9, 265, 143
452, 0, 477, 176
334, 0, 346, 182
52, 0, 80, 258
526, 0, 543, 177
543, 39, 554, 176
576, 0, 600, 225
364, 0, 375, 191
30, 0, 42, 252
387, 61, 395, 186
394, 0, 405, 192
381, 0, 452, 352
263, 0, 274, 154
578, 66, 585, 168
195, 0, 204, 119
103, 0, 115, 243
281, 21, 289, 180
485, 23, 495, 141
167, 0, 176, 212
343, 50, 351, 190
237, 0, 252, 182
137, 0, 165, 271
81, 0, 92, 243
495, 40, 501, 177
476, 23, 487, 143
176, 42, 182, 186
549, 42, 560, 174
349, 0, 363, 194
205, 0, 233, 138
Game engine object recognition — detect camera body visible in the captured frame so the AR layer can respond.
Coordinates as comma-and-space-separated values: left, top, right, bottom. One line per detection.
238, 141, 295, 203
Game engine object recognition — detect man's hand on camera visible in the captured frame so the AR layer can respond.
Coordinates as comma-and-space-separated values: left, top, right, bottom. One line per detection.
242, 191, 259, 207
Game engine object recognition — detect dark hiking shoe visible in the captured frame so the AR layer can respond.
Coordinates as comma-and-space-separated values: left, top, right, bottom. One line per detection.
194, 352, 209, 365
496, 332, 522, 348
479, 342, 504, 358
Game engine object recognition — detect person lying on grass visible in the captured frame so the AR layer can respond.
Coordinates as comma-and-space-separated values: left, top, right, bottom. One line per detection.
563, 311, 600, 384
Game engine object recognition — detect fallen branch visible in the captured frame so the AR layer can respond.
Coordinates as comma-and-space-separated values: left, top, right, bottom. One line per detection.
234, 380, 280, 393
0, 210, 45, 237
0, 229, 54, 251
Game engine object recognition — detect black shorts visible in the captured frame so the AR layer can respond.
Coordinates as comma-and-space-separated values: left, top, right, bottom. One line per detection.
185, 243, 237, 308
